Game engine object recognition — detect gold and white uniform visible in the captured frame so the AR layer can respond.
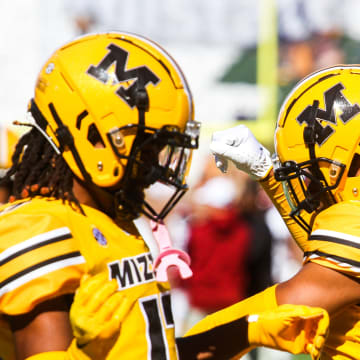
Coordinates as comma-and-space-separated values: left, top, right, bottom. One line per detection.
0, 197, 176, 360
262, 173, 360, 359
302, 201, 360, 360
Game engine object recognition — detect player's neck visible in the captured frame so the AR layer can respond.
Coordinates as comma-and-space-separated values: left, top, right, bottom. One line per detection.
72, 178, 99, 209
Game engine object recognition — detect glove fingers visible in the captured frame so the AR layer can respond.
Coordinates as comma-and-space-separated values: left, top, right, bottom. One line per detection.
302, 311, 328, 359
97, 296, 132, 340
85, 279, 119, 314
249, 304, 328, 358
315, 311, 329, 337
73, 273, 109, 309
210, 141, 226, 157
211, 125, 246, 143
96, 291, 126, 322
302, 312, 329, 337
113, 295, 132, 323
307, 341, 323, 360
306, 343, 318, 360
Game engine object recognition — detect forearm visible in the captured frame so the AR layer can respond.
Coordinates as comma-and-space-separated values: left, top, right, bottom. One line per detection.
22, 274, 128, 360
178, 301, 329, 360
177, 316, 251, 360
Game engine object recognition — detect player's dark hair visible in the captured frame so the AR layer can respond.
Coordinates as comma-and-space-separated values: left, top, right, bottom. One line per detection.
0, 127, 80, 208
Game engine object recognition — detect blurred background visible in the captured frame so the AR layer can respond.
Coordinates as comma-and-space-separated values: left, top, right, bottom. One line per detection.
2, 1, 360, 359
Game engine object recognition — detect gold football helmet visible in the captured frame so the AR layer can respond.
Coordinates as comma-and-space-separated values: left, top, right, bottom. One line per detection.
29, 32, 200, 220
274, 65, 360, 232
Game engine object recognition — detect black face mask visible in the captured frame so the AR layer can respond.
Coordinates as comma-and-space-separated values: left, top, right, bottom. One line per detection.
108, 121, 200, 222
274, 157, 345, 233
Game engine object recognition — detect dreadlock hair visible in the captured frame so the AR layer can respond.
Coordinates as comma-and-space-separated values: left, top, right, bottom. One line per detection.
0, 127, 81, 210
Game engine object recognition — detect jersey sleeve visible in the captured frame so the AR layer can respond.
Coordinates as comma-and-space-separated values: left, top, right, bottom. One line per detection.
260, 171, 309, 248
0, 201, 86, 315
303, 201, 360, 279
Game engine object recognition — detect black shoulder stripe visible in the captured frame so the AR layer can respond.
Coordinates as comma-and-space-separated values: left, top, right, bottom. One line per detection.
304, 250, 360, 268
0, 251, 82, 291
0, 232, 73, 267
309, 234, 360, 249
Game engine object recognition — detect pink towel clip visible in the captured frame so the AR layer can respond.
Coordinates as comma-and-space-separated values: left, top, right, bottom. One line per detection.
150, 220, 193, 282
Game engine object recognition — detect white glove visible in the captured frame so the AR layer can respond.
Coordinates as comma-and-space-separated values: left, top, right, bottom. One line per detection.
210, 124, 273, 180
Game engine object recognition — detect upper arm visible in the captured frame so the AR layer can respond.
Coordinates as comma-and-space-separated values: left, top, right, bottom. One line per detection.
276, 261, 360, 315
7, 295, 73, 360
0, 209, 85, 315
0, 204, 83, 359
273, 202, 360, 314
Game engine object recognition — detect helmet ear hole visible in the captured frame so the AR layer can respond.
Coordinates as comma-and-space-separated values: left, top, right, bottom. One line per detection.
87, 123, 105, 148
348, 153, 360, 177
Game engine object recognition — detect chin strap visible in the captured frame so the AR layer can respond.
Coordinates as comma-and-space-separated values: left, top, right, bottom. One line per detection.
302, 100, 337, 211
28, 99, 92, 184
303, 101, 319, 159
303, 100, 324, 183
115, 74, 150, 220
301, 100, 322, 213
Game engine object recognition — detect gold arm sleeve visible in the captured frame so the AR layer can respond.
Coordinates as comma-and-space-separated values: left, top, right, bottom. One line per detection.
259, 169, 308, 246
25, 351, 68, 360
179, 296, 328, 360
185, 285, 278, 336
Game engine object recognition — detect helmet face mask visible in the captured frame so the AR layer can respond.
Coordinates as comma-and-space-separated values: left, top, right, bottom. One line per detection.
29, 32, 200, 221
275, 158, 345, 232
112, 121, 199, 220
274, 65, 360, 233
108, 122, 198, 187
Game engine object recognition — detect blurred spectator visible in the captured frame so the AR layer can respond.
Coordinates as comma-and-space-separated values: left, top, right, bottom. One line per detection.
183, 176, 253, 314
0, 125, 18, 204
64, 0, 258, 46
169, 165, 273, 360
169, 157, 272, 315
277, 30, 346, 110
265, 205, 302, 283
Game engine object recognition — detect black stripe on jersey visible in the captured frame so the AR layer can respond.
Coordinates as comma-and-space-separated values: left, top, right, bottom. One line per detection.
304, 250, 360, 268
0, 232, 73, 267
309, 234, 360, 249
0, 251, 82, 290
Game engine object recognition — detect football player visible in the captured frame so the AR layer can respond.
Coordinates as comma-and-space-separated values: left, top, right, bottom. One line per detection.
185, 65, 360, 359
0, 32, 331, 360
0, 32, 200, 360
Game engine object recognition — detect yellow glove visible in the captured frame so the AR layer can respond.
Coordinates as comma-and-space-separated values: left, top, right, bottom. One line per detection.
70, 273, 132, 359
248, 304, 329, 360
